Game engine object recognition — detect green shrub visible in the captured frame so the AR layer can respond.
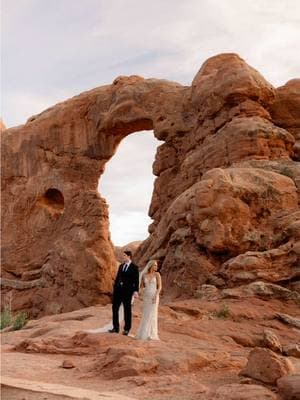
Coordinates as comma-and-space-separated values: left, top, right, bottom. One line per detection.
216, 303, 230, 318
12, 311, 28, 330
0, 307, 13, 330
0, 308, 28, 331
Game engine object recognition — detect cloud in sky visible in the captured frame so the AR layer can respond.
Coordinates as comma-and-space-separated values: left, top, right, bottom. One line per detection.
2, 0, 300, 244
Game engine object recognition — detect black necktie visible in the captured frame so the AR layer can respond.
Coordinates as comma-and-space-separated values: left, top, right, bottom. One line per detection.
123, 263, 128, 272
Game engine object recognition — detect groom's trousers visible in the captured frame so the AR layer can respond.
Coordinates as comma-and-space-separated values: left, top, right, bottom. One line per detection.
112, 289, 133, 332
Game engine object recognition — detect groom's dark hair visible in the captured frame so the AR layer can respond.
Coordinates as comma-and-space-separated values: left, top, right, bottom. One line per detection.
124, 250, 132, 258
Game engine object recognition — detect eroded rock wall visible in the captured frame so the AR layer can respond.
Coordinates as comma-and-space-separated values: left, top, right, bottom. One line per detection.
1, 54, 299, 315
135, 54, 300, 296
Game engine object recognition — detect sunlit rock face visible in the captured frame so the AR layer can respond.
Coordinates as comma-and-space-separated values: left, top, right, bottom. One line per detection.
136, 54, 300, 296
1, 54, 299, 316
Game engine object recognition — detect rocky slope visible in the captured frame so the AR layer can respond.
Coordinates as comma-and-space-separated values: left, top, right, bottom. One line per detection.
1, 53, 299, 316
1, 288, 299, 400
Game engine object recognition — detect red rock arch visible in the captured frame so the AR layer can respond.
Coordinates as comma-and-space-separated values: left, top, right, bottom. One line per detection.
1, 55, 299, 316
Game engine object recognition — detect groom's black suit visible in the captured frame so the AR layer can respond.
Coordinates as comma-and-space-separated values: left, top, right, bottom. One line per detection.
112, 261, 139, 333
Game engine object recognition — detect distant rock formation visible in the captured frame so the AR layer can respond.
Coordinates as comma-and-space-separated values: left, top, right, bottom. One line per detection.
1, 53, 299, 316
114, 242, 142, 263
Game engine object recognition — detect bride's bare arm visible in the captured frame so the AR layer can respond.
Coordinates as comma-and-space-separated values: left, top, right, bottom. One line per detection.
156, 272, 162, 295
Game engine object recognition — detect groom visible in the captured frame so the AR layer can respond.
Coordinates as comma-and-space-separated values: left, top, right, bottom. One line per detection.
109, 250, 139, 335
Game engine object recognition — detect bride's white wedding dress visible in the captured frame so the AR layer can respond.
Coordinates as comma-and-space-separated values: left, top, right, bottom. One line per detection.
135, 274, 159, 340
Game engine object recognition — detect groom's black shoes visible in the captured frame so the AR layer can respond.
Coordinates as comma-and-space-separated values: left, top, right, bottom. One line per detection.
122, 330, 129, 336
109, 328, 119, 333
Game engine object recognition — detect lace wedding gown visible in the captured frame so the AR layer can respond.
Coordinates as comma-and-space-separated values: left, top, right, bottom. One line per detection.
135, 275, 159, 340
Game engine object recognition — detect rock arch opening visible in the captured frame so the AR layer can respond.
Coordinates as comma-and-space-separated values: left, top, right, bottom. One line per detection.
99, 130, 162, 247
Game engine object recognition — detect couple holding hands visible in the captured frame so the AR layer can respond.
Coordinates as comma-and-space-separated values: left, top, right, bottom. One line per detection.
109, 250, 162, 340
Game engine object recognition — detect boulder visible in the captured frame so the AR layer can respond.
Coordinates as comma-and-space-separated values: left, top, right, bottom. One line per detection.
277, 374, 300, 400
263, 329, 282, 353
61, 359, 75, 369
241, 347, 295, 384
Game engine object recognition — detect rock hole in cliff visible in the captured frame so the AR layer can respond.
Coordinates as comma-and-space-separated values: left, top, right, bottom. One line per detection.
99, 131, 162, 246
42, 188, 65, 213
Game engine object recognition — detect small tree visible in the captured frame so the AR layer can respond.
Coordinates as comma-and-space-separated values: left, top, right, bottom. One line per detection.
1, 291, 28, 331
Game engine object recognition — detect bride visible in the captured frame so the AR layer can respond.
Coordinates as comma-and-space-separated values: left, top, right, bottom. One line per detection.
135, 260, 162, 341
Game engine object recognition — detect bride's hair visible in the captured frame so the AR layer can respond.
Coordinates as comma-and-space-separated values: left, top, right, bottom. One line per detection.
146, 260, 157, 273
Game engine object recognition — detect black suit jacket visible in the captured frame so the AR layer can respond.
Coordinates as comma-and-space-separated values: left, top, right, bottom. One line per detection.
113, 262, 139, 295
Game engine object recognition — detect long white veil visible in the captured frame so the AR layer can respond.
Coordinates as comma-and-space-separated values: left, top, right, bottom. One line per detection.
85, 260, 153, 334
138, 260, 153, 286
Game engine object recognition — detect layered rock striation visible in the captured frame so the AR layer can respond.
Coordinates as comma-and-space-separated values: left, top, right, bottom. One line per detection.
1, 54, 299, 315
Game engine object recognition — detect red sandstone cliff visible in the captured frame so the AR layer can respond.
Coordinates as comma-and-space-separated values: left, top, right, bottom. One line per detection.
1, 54, 299, 316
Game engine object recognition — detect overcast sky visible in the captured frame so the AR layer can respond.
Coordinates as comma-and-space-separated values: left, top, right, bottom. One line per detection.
2, 0, 300, 245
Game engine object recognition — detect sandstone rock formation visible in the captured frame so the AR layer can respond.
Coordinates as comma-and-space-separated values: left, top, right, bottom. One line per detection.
1, 53, 299, 316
